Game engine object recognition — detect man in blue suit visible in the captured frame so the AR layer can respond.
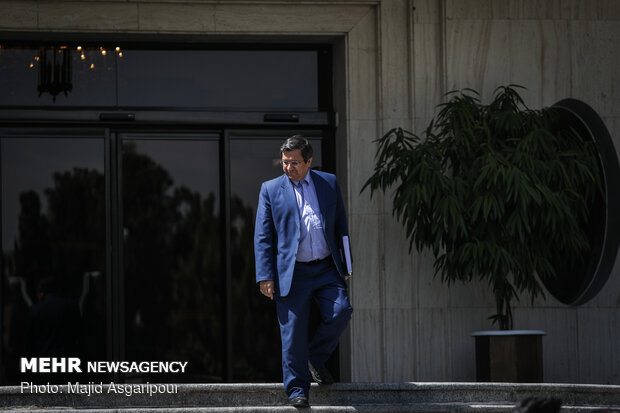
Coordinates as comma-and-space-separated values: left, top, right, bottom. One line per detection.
254, 136, 353, 407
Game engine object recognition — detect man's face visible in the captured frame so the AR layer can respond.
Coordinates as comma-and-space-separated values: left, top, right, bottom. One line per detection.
281, 149, 312, 182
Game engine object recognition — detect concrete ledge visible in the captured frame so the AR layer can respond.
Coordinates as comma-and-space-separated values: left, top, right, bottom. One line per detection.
1, 404, 619, 413
0, 382, 619, 411
0, 403, 515, 413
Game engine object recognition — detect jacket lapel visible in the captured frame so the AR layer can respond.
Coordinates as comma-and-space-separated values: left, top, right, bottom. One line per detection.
279, 174, 300, 225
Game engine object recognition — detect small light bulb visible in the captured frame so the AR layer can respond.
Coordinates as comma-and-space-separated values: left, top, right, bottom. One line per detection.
115, 46, 120, 52
101, 50, 107, 56
90, 63, 95, 69
29, 62, 34, 68
77, 46, 82, 51
118, 52, 123, 58
81, 53, 85, 60
34, 56, 39, 61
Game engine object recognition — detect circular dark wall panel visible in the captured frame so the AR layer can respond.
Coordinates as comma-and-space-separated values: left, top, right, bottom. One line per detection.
547, 99, 620, 305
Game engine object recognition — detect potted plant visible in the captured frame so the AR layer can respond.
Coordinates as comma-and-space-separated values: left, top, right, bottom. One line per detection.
362, 85, 602, 381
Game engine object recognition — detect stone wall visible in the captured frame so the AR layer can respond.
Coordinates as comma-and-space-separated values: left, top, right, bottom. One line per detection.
411, 0, 620, 384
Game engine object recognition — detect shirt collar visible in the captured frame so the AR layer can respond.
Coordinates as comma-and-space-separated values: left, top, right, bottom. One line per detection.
291, 170, 312, 186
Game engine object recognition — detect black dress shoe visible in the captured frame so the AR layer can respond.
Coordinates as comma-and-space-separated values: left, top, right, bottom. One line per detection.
290, 396, 309, 407
308, 362, 334, 385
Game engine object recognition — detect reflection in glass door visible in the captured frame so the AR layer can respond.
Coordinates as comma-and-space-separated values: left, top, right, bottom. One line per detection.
0, 130, 331, 385
120, 135, 222, 382
1, 133, 107, 384
229, 135, 322, 381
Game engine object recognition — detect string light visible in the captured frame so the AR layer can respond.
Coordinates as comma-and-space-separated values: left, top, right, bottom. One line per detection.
72, 45, 124, 66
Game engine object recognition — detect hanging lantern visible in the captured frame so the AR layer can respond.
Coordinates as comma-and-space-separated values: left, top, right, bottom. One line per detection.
37, 46, 73, 102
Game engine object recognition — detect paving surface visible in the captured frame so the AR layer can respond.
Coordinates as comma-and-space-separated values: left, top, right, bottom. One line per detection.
1, 382, 619, 412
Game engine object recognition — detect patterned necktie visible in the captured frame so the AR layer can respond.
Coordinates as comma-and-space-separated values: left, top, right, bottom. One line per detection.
295, 180, 305, 207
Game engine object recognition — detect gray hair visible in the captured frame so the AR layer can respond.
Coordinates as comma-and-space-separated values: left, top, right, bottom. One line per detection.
280, 135, 313, 162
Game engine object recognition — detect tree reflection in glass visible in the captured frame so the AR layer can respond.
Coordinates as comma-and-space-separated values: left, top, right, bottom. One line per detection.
121, 139, 223, 382
1, 137, 105, 384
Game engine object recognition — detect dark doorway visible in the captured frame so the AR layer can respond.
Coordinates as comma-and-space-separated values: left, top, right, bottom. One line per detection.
0, 41, 335, 385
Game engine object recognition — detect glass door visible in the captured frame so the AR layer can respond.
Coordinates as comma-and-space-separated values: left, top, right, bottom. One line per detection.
119, 133, 222, 382
228, 133, 324, 381
0, 129, 333, 385
0, 130, 107, 384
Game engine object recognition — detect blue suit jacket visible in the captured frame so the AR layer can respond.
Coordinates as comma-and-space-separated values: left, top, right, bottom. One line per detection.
254, 169, 349, 297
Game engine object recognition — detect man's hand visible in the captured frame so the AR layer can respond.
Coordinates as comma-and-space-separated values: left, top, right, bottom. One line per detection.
345, 274, 350, 281
259, 280, 275, 300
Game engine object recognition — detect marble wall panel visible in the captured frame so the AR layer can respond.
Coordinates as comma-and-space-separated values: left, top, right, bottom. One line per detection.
380, 117, 415, 134
37, 2, 139, 31
445, 19, 511, 101
570, 20, 619, 117
413, 0, 441, 24
138, 3, 216, 32
445, 0, 510, 20
347, 6, 380, 122
213, 3, 373, 33
508, 0, 563, 20
380, 0, 412, 121
412, 116, 437, 135
413, 22, 444, 120
560, 0, 620, 21
349, 212, 384, 310
453, 304, 498, 334
0, 1, 37, 29
384, 308, 417, 380
350, 308, 385, 381
417, 249, 449, 309
333, 37, 350, 203
373, 119, 418, 215
508, 20, 572, 108
448, 277, 497, 309
348, 119, 383, 215
577, 308, 620, 384
416, 307, 451, 380
584, 246, 620, 308
383, 213, 417, 309
449, 307, 491, 381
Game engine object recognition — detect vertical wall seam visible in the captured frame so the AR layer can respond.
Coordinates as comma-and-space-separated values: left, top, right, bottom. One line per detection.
407, 0, 416, 380
439, 0, 449, 379
440, 0, 448, 99
375, 1, 386, 383
407, 0, 415, 130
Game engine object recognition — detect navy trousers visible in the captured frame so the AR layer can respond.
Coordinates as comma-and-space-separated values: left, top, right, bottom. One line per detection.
275, 258, 353, 399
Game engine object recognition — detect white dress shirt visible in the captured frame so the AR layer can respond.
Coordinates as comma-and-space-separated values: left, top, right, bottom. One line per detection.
292, 172, 331, 262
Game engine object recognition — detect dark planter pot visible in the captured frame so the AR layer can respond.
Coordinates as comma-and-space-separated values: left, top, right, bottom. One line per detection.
472, 330, 546, 383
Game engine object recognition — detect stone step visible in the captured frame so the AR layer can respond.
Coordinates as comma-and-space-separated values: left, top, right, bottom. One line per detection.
0, 404, 517, 413
1, 383, 619, 412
